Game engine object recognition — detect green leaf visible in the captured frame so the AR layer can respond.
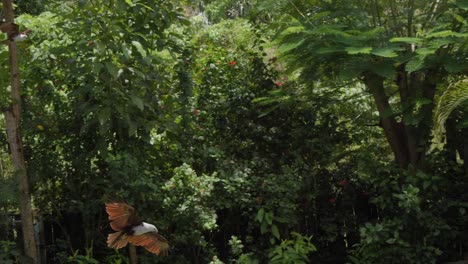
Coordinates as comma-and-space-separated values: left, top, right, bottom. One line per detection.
258, 105, 281, 118
124, 0, 135, 6
312, 26, 350, 37
443, 57, 468, 73
136, 3, 155, 11
316, 47, 345, 54
279, 26, 306, 37
122, 45, 132, 60
257, 208, 265, 222
98, 107, 111, 125
132, 41, 147, 58
265, 211, 273, 225
177, 16, 191, 26
278, 40, 305, 53
105, 61, 120, 78
339, 61, 369, 80
92, 62, 103, 74
130, 95, 144, 111
371, 47, 398, 58
128, 119, 137, 136
371, 62, 396, 78
260, 222, 268, 234
423, 181, 430, 190
271, 225, 280, 239
269, 237, 276, 245
390, 37, 423, 44
428, 38, 457, 49
455, 0, 468, 9
415, 48, 436, 55
345, 46, 372, 54
451, 13, 466, 23
426, 30, 468, 38
405, 55, 426, 72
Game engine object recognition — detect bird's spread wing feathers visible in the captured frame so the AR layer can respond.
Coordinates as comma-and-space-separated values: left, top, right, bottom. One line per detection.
107, 231, 129, 249
105, 202, 139, 231
128, 232, 169, 256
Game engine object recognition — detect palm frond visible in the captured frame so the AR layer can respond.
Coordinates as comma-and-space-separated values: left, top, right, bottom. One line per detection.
433, 78, 468, 143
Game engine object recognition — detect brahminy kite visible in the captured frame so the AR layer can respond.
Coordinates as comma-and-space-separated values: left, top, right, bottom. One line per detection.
105, 202, 169, 256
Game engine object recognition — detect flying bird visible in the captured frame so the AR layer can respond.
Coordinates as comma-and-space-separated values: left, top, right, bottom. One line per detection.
12, 29, 32, 42
0, 23, 31, 41
105, 202, 169, 256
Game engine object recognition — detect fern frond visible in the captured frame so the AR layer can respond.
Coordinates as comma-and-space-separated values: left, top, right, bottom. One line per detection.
433, 78, 468, 143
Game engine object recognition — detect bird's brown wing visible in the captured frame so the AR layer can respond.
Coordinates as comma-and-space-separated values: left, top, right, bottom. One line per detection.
128, 232, 169, 256
105, 202, 140, 231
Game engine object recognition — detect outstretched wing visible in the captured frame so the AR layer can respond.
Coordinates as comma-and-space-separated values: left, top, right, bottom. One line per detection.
128, 232, 169, 256
105, 202, 140, 231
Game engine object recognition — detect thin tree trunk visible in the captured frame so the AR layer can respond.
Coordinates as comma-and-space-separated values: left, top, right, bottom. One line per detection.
129, 245, 138, 264
2, 0, 38, 263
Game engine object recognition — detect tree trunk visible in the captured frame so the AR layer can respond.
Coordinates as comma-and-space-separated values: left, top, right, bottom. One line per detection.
364, 73, 409, 169
364, 71, 437, 171
129, 245, 138, 264
2, 0, 38, 263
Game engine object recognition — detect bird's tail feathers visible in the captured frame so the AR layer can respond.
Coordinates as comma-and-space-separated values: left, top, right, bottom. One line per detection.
107, 231, 129, 249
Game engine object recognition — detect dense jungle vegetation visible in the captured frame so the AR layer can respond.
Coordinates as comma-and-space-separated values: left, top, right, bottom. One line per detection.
0, 0, 467, 263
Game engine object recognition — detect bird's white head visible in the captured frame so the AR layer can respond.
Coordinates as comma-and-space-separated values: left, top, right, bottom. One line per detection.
142, 222, 158, 233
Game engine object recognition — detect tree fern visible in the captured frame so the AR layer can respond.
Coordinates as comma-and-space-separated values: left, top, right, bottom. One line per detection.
433, 78, 468, 143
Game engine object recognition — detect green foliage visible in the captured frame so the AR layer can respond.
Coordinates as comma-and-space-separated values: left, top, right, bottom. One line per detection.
162, 164, 218, 236
349, 159, 467, 263
268, 232, 317, 264
0, 241, 20, 264
275, 20, 467, 80
197, 0, 255, 22
1, 1, 467, 263
63, 249, 99, 264
0, 155, 16, 210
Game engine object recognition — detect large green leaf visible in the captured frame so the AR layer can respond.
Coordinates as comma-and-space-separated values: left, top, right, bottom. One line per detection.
339, 60, 370, 80
426, 30, 468, 38
455, 0, 468, 10
278, 39, 305, 53
405, 55, 426, 72
311, 25, 350, 37
390, 37, 423, 44
280, 26, 306, 36
98, 107, 112, 125
271, 225, 280, 239
371, 47, 398, 58
105, 61, 120, 78
132, 40, 147, 58
130, 95, 144, 111
316, 47, 345, 54
443, 57, 468, 73
345, 46, 372, 54
415, 48, 436, 55
124, 0, 135, 6
371, 62, 396, 78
